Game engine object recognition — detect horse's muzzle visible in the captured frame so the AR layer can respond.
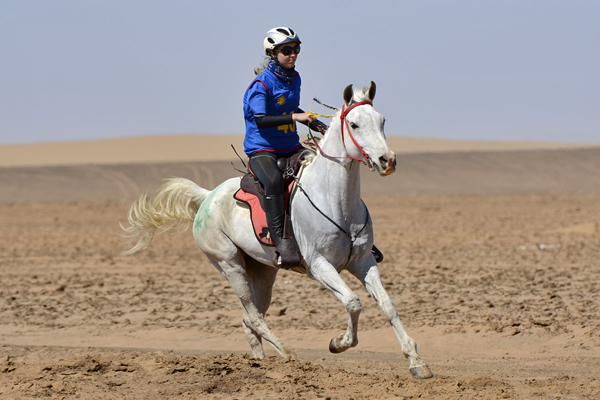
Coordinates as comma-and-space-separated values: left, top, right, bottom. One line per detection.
379, 152, 396, 176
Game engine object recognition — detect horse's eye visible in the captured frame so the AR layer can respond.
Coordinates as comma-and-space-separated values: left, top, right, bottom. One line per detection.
350, 122, 359, 129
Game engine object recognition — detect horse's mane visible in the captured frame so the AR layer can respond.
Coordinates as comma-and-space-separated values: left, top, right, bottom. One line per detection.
300, 152, 316, 166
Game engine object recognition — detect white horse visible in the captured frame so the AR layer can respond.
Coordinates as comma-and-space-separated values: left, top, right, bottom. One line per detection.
122, 82, 432, 379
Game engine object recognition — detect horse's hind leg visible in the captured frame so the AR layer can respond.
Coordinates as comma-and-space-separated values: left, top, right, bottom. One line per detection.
347, 260, 433, 379
239, 255, 279, 359
208, 253, 296, 360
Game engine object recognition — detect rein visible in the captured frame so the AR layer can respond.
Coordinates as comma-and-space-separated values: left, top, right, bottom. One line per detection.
293, 175, 370, 268
307, 97, 338, 118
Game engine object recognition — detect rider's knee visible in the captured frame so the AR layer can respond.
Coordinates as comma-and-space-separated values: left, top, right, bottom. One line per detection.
265, 174, 285, 195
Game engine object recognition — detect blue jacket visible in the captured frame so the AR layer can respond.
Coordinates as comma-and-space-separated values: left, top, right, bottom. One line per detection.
243, 68, 302, 156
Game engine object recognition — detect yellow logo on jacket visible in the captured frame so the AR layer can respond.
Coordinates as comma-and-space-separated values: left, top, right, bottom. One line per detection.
278, 112, 296, 134
276, 96, 286, 106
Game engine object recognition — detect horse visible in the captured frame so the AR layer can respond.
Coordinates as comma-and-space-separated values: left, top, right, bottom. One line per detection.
121, 82, 433, 379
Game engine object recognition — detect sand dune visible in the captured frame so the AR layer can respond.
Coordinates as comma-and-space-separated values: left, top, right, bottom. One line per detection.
1, 134, 597, 167
2, 147, 600, 204
2, 134, 599, 204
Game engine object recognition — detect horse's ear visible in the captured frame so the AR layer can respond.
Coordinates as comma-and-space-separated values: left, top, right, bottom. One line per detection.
368, 81, 376, 101
343, 84, 353, 105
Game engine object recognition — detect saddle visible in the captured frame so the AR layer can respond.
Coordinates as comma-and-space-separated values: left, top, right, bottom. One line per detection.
233, 148, 315, 246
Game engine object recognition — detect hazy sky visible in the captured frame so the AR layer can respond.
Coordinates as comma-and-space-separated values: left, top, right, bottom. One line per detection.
1, 0, 598, 145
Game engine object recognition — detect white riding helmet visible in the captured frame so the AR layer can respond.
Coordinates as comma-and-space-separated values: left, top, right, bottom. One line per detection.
263, 27, 301, 56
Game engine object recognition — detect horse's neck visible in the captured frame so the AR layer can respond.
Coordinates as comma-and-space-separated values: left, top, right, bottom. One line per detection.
301, 121, 363, 218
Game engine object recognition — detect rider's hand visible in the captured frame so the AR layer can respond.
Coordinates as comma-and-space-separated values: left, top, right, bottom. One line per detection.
292, 112, 316, 124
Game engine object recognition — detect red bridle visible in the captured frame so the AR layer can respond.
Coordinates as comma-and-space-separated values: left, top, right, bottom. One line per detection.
312, 100, 373, 163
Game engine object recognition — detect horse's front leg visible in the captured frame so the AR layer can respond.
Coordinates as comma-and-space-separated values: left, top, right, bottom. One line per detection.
347, 258, 433, 379
309, 257, 362, 353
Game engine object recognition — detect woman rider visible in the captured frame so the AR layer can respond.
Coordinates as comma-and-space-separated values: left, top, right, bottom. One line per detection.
243, 27, 384, 267
243, 27, 314, 267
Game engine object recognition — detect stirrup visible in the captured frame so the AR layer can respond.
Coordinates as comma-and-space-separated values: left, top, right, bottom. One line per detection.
372, 244, 384, 263
273, 214, 302, 268
273, 238, 302, 268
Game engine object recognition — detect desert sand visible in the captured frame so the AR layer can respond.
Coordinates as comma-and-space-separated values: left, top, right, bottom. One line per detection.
1, 135, 599, 399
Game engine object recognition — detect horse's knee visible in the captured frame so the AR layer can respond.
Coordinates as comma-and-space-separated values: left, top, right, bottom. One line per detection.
346, 296, 362, 315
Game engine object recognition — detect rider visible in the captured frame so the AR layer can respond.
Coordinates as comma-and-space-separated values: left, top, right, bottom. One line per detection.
243, 27, 384, 266
243, 27, 315, 267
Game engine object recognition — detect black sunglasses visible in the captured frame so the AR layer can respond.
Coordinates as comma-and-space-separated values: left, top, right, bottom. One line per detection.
276, 45, 301, 56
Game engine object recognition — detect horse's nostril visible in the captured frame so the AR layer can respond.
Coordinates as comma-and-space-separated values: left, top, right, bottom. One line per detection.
379, 156, 388, 166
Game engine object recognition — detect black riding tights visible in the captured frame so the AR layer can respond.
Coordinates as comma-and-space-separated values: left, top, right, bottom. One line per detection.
249, 150, 298, 196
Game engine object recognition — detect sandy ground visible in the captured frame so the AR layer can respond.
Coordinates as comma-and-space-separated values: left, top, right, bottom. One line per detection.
1, 136, 600, 399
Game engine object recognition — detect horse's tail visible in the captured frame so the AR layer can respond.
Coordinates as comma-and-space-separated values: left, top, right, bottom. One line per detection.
120, 178, 209, 255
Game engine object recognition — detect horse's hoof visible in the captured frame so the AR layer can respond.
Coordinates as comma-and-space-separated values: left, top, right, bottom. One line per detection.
281, 348, 298, 360
409, 365, 433, 379
328, 335, 345, 354
329, 340, 342, 353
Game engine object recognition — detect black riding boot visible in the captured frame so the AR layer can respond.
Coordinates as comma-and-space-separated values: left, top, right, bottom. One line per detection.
264, 195, 302, 268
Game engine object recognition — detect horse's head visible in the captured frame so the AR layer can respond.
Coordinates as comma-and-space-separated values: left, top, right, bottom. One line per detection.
339, 81, 396, 176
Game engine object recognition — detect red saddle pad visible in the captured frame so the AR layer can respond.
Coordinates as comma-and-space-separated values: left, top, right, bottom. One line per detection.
233, 182, 293, 246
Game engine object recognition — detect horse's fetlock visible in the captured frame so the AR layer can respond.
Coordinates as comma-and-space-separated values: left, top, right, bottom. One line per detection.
402, 338, 418, 357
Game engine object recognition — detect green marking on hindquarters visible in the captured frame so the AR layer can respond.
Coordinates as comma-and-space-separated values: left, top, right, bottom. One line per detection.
194, 183, 224, 233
